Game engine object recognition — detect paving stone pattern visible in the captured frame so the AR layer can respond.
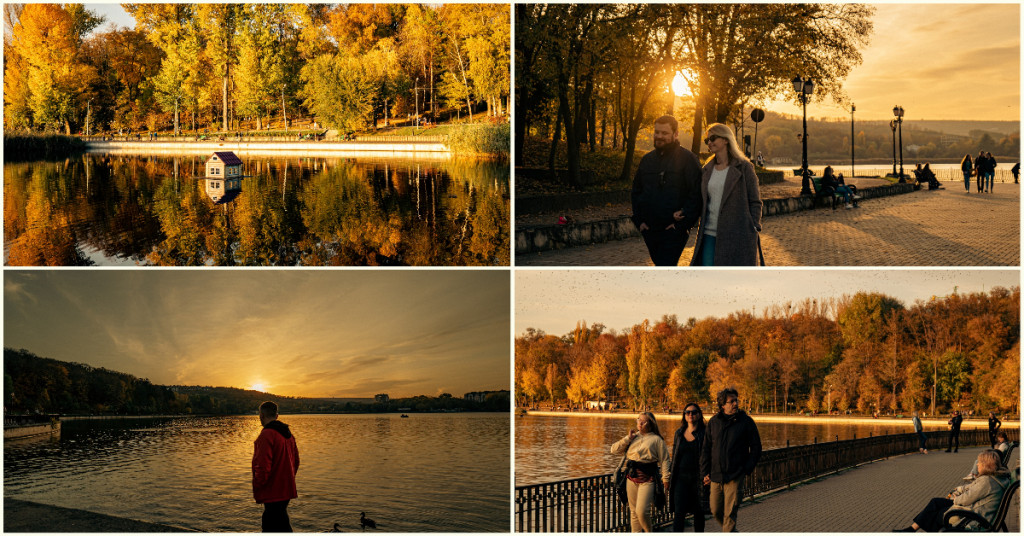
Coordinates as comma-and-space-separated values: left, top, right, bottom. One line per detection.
516, 185, 1019, 266
690, 446, 1020, 533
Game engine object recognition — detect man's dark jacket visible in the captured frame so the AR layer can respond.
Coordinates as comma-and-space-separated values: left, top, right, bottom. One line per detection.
950, 413, 963, 431
700, 410, 762, 484
631, 140, 701, 231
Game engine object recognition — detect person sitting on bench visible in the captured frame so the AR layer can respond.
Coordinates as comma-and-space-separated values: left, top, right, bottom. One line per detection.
822, 166, 858, 209
894, 450, 1011, 532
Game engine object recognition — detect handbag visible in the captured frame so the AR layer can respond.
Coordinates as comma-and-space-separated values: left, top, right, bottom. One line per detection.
653, 472, 667, 509
612, 455, 630, 505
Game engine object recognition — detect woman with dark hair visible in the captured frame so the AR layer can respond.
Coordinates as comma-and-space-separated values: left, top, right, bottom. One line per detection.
960, 154, 973, 193
689, 123, 763, 266
822, 166, 857, 208
975, 151, 988, 193
985, 152, 997, 193
671, 403, 707, 532
611, 412, 671, 532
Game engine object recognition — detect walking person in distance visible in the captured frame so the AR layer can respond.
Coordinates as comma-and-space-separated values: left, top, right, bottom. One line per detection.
700, 388, 762, 532
987, 412, 1002, 449
253, 401, 300, 532
690, 123, 764, 266
671, 403, 708, 532
611, 412, 671, 532
946, 410, 963, 453
913, 411, 928, 454
960, 154, 973, 193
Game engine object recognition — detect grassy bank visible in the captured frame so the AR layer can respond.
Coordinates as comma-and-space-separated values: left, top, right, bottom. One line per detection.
446, 122, 510, 157
4, 134, 86, 162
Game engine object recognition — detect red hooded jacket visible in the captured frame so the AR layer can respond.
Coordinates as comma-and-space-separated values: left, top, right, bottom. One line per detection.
252, 420, 300, 504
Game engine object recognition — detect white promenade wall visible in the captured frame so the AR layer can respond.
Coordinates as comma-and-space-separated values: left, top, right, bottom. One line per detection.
85, 140, 451, 160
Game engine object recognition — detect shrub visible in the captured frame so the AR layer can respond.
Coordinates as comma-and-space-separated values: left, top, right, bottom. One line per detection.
447, 123, 509, 157
3, 134, 86, 162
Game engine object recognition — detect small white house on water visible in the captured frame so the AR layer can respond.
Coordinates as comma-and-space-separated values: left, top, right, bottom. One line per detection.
205, 151, 243, 178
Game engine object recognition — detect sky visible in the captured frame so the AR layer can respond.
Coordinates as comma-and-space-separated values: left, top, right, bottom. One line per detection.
4, 270, 510, 399
739, 3, 1020, 121
515, 269, 1020, 336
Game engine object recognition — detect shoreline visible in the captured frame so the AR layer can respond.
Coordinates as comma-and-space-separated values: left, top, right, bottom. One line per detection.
522, 410, 1019, 429
4, 498, 194, 532
86, 140, 452, 159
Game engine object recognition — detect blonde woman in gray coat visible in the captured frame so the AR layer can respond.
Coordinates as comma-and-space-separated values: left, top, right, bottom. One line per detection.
689, 123, 763, 266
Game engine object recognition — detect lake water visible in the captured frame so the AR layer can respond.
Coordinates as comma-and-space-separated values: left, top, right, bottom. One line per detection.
4, 413, 510, 532
514, 413, 977, 486
3, 155, 509, 266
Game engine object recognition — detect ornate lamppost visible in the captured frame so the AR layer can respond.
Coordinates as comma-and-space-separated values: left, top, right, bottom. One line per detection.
850, 103, 856, 178
889, 120, 898, 178
893, 105, 905, 181
792, 76, 815, 196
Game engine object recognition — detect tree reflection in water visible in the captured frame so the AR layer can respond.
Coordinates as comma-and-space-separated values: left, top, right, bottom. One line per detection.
4, 154, 509, 266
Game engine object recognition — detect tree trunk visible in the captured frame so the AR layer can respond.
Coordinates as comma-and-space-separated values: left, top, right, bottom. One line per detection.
174, 98, 180, 135
281, 87, 288, 132
588, 96, 597, 152
515, 112, 527, 167
222, 67, 229, 131
548, 108, 562, 173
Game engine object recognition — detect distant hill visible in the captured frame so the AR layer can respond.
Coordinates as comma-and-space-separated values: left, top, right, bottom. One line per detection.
3, 348, 507, 415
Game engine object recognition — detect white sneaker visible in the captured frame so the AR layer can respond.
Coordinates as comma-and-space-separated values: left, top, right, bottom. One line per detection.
853, 195, 862, 200
845, 203, 853, 209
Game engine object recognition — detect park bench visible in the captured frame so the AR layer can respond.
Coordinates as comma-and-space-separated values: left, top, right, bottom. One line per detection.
940, 467, 1019, 532
809, 175, 840, 210
1000, 442, 1018, 468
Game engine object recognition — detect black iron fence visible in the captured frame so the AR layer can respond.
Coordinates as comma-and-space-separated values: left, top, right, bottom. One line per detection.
515, 428, 1019, 532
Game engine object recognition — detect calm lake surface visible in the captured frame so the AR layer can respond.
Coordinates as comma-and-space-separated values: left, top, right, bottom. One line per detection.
515, 413, 966, 486
5, 413, 510, 532
3, 155, 509, 266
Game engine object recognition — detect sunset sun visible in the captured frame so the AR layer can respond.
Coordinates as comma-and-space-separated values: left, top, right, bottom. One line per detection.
250, 383, 268, 393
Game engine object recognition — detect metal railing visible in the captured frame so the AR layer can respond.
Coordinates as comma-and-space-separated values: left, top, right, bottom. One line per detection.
515, 429, 1018, 532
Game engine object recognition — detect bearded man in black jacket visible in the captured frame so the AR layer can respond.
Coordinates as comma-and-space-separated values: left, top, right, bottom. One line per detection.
631, 115, 702, 266
700, 388, 761, 532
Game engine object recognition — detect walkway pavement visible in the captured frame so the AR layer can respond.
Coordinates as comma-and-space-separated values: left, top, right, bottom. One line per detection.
694, 446, 1019, 532
516, 183, 1019, 266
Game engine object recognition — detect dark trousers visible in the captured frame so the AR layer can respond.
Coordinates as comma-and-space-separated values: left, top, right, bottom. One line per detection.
989, 430, 998, 449
262, 500, 292, 532
641, 227, 689, 267
977, 174, 984, 192
948, 430, 960, 452
917, 431, 927, 451
912, 497, 953, 532
672, 481, 706, 532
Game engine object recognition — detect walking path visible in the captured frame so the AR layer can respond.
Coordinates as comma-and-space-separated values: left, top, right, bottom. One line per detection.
692, 446, 1019, 532
516, 182, 1019, 266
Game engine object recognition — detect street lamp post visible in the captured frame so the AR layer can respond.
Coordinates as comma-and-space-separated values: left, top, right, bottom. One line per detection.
850, 103, 855, 178
792, 76, 815, 196
893, 105, 905, 181
889, 120, 897, 177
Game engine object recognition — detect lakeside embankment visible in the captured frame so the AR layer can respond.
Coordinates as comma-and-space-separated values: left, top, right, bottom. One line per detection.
523, 410, 1019, 429
85, 140, 451, 159
4, 499, 192, 532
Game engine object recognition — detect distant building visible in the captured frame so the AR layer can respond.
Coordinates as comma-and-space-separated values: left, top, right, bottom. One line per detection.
205, 151, 243, 178
585, 400, 608, 410
374, 393, 390, 405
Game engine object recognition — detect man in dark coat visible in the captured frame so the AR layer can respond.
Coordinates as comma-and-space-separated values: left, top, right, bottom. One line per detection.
700, 388, 761, 532
631, 115, 702, 266
253, 401, 300, 532
946, 410, 963, 453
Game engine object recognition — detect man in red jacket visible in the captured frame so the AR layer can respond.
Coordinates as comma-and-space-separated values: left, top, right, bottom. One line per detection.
253, 401, 300, 532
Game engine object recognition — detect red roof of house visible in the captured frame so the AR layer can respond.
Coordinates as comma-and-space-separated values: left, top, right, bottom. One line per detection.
211, 151, 242, 165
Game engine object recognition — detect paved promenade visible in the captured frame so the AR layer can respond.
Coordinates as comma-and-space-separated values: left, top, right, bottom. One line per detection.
694, 446, 1019, 532
516, 183, 1019, 266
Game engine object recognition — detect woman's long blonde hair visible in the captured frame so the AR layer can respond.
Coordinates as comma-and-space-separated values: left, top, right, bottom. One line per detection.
705, 123, 750, 166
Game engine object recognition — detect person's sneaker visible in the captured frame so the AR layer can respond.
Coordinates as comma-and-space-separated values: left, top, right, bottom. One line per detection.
853, 195, 862, 200
845, 203, 853, 209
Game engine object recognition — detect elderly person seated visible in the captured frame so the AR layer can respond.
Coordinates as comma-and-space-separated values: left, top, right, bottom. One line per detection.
964, 432, 1012, 480
894, 450, 1011, 532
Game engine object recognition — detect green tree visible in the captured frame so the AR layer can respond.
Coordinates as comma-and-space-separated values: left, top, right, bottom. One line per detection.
299, 51, 375, 132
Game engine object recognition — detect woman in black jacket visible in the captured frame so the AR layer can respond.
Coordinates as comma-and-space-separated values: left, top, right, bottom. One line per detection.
671, 403, 707, 532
